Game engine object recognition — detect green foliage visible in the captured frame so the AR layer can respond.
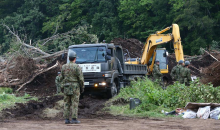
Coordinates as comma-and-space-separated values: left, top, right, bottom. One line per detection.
0, 0, 24, 19
107, 78, 220, 117
0, 87, 13, 94
1, 0, 220, 55
0, 87, 37, 111
44, 24, 98, 52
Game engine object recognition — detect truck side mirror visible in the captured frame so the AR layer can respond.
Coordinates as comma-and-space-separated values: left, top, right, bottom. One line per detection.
107, 49, 111, 55
105, 55, 111, 60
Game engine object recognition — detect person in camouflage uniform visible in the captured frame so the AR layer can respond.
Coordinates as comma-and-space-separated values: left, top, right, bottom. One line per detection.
153, 60, 162, 82
179, 61, 191, 86
170, 60, 184, 81
59, 51, 84, 124
55, 72, 61, 94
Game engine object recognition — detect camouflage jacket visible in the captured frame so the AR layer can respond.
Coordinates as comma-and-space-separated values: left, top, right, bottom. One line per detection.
60, 62, 84, 95
170, 65, 182, 81
179, 67, 191, 85
153, 64, 162, 80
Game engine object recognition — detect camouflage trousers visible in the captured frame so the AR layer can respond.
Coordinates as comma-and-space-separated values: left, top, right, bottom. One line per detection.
180, 78, 190, 86
63, 87, 80, 119
56, 85, 61, 94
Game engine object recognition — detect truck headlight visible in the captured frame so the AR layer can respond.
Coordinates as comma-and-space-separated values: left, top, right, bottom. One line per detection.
99, 82, 106, 86
94, 83, 98, 87
105, 74, 111, 77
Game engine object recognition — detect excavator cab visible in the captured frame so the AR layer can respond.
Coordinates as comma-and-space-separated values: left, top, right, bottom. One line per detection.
148, 48, 168, 74
155, 48, 168, 74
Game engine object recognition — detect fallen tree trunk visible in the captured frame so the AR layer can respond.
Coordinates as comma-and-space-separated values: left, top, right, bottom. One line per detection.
201, 48, 219, 62
33, 50, 67, 61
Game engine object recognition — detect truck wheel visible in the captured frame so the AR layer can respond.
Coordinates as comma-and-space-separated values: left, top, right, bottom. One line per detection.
107, 82, 117, 98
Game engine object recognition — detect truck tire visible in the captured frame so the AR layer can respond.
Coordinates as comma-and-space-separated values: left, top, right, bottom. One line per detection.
107, 82, 117, 98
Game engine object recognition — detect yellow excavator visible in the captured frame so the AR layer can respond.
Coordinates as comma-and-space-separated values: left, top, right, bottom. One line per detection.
127, 24, 184, 82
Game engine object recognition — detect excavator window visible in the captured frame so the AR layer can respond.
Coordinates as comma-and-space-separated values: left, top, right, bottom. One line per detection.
156, 49, 168, 70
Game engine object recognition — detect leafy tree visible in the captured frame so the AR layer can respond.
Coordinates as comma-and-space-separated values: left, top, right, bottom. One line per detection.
91, 0, 120, 42
0, 0, 220, 55
0, 0, 24, 19
173, 0, 215, 54
118, 0, 154, 40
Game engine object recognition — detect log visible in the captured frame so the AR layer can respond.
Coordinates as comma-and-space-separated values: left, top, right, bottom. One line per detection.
201, 48, 219, 62
16, 61, 59, 91
33, 50, 67, 61
189, 65, 201, 72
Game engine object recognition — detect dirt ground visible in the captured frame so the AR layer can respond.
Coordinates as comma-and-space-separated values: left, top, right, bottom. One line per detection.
0, 118, 219, 130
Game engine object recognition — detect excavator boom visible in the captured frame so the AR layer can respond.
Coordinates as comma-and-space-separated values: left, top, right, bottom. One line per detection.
172, 24, 184, 62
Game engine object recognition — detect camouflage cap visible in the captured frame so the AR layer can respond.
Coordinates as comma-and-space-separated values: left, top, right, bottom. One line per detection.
58, 72, 61, 75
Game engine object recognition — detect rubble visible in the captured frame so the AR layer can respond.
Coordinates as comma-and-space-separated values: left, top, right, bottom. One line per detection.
111, 38, 144, 58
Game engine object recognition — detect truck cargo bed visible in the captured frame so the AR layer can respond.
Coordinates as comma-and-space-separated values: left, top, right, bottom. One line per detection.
123, 64, 147, 75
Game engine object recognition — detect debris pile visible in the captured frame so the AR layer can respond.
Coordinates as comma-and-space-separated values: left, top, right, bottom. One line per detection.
112, 38, 144, 58
167, 54, 216, 76
0, 51, 67, 89
8, 55, 38, 83
200, 54, 220, 86
168, 51, 220, 86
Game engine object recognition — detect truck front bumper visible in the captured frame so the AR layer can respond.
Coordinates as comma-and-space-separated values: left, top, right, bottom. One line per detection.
84, 78, 111, 93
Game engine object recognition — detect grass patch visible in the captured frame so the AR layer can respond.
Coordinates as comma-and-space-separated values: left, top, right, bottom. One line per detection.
0, 87, 38, 111
108, 104, 172, 118
106, 77, 220, 118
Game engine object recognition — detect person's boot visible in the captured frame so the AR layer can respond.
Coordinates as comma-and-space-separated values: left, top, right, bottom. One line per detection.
65, 119, 70, 124
71, 118, 80, 124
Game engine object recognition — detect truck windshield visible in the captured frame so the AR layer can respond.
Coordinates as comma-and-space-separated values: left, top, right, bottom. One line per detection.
68, 47, 106, 63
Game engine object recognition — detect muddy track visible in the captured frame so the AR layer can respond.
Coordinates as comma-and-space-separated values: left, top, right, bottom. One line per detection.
2, 95, 113, 120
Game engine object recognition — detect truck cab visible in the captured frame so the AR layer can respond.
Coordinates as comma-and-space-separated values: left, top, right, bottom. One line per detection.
67, 43, 147, 97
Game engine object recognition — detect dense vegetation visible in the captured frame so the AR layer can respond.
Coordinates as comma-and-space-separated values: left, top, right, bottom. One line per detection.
106, 78, 220, 117
0, 0, 220, 55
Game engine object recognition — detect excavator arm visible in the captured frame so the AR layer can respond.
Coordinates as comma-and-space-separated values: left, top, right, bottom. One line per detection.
141, 24, 184, 73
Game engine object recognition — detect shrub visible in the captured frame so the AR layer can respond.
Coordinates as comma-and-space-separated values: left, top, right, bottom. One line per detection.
108, 78, 220, 116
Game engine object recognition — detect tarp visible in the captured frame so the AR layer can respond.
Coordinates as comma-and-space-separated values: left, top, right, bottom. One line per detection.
185, 102, 220, 110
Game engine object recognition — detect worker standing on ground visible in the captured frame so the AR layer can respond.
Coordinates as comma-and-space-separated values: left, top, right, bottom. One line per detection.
153, 60, 162, 82
179, 61, 191, 86
55, 72, 61, 94
59, 51, 84, 124
170, 60, 184, 81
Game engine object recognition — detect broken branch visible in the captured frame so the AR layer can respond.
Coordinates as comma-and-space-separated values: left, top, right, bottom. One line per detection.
1, 23, 49, 56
